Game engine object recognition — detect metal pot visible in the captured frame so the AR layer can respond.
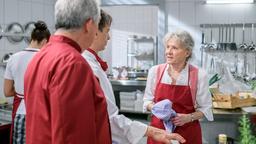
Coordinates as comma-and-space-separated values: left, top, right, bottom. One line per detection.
5, 22, 24, 43
128, 70, 148, 78
2, 53, 13, 64
226, 42, 237, 51
24, 21, 36, 44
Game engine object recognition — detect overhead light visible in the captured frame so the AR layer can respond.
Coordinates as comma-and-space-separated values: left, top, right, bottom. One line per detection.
206, 0, 254, 4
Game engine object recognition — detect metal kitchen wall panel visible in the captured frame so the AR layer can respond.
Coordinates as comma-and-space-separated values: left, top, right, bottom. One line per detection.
43, 3, 55, 28
17, 1, 32, 24
4, 0, 18, 24
0, 0, 55, 100
31, 2, 44, 23
0, 0, 4, 24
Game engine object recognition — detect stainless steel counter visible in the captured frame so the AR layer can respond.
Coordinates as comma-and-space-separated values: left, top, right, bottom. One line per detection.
110, 79, 252, 117
110, 79, 146, 92
205, 108, 246, 121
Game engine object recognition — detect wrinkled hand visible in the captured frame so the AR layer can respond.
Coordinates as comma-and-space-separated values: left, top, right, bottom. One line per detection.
146, 126, 186, 144
171, 113, 191, 126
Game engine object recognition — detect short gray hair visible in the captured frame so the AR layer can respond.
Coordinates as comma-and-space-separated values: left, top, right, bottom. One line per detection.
55, 0, 100, 30
163, 30, 194, 60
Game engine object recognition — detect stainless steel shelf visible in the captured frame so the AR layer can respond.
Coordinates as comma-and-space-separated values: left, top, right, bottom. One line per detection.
203, 49, 256, 53
200, 23, 256, 28
110, 79, 146, 86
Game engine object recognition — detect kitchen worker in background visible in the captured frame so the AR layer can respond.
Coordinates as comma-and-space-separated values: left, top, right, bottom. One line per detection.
4, 21, 50, 144
82, 10, 186, 144
143, 30, 214, 144
24, 0, 112, 144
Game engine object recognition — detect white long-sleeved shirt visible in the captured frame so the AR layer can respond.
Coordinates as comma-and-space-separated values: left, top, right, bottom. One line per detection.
82, 50, 147, 144
143, 64, 214, 121
4, 48, 39, 115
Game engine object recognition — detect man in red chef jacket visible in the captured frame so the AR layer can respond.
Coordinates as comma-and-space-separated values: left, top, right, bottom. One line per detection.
24, 0, 112, 143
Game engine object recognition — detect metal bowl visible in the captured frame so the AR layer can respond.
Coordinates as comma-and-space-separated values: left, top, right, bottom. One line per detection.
5, 22, 24, 43
24, 21, 36, 44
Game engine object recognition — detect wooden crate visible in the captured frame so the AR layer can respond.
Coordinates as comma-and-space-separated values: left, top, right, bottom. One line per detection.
211, 89, 256, 109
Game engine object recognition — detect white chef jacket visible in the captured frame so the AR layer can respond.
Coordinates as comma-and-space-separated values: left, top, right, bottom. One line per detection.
4, 48, 39, 115
82, 50, 147, 144
143, 64, 214, 121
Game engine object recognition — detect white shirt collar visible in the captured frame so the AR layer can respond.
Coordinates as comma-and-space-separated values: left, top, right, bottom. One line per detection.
164, 63, 189, 85
24, 47, 40, 51
85, 49, 98, 63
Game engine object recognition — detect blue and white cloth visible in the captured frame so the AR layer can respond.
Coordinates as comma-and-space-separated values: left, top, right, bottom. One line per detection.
152, 99, 177, 132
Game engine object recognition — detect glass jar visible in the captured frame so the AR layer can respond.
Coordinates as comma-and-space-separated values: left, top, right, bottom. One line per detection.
218, 134, 227, 144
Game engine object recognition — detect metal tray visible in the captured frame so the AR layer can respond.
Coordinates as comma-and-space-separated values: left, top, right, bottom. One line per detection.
0, 103, 12, 122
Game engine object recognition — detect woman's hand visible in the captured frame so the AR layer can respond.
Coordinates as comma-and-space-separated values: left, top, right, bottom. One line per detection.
147, 102, 155, 111
171, 113, 191, 126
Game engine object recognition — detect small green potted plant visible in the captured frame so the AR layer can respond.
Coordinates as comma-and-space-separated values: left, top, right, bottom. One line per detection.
238, 114, 256, 144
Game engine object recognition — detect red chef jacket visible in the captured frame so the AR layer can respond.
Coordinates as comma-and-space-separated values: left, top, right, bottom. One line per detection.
24, 35, 112, 144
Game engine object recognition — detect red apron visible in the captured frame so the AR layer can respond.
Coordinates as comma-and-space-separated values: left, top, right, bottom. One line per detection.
147, 64, 202, 144
10, 93, 23, 144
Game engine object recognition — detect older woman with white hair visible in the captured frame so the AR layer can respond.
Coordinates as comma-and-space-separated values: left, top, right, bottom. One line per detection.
144, 30, 213, 144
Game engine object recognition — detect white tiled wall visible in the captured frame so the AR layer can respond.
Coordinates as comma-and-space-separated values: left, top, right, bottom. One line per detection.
101, 0, 256, 73
0, 0, 56, 100
17, 1, 32, 24
103, 6, 157, 36
102, 6, 158, 68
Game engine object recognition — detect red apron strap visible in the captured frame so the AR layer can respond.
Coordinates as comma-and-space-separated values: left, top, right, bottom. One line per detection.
10, 94, 23, 144
189, 65, 198, 105
153, 64, 168, 103
156, 63, 168, 84
15, 92, 24, 98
